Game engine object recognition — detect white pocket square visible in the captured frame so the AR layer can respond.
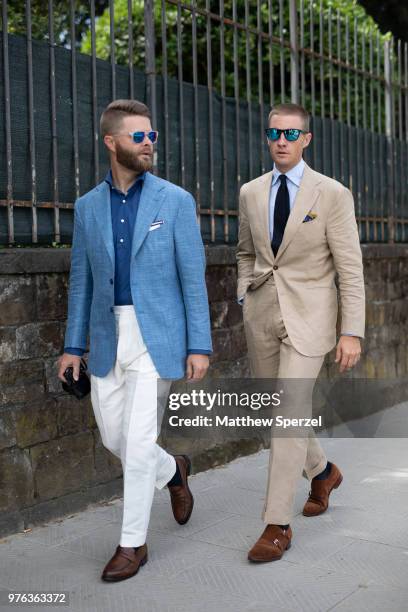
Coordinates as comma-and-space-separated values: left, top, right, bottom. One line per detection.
149, 220, 163, 231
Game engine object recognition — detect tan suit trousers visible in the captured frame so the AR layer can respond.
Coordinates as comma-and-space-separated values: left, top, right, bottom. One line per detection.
243, 276, 328, 525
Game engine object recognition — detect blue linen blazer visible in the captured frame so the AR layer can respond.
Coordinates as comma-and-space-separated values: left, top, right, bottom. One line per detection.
64, 172, 212, 379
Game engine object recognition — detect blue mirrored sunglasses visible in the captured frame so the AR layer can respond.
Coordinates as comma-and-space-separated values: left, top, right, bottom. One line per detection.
265, 128, 307, 142
128, 130, 159, 144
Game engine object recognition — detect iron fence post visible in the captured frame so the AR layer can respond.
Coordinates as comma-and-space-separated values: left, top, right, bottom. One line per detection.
144, 0, 157, 133
384, 39, 395, 243
289, 0, 299, 103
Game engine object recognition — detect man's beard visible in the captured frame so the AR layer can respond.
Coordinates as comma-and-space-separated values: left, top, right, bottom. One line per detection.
115, 143, 153, 173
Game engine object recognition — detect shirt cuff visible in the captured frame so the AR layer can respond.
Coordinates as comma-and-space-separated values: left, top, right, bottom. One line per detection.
187, 349, 212, 355
64, 347, 85, 356
341, 333, 362, 339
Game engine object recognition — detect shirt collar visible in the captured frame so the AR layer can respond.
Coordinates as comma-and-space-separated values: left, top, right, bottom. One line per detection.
104, 169, 146, 194
272, 158, 305, 187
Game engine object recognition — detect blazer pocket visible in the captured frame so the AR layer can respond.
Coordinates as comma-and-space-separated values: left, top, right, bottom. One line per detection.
298, 218, 325, 243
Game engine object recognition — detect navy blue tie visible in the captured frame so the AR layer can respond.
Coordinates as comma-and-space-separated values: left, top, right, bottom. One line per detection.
271, 174, 290, 257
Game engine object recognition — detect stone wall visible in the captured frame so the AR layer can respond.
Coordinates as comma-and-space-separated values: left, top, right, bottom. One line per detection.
0, 244, 407, 537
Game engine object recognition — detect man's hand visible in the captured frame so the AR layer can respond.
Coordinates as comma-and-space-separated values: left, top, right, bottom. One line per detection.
58, 353, 81, 383
185, 354, 209, 381
335, 336, 361, 373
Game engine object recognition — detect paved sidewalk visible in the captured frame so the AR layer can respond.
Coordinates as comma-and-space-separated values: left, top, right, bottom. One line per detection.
1, 412, 408, 611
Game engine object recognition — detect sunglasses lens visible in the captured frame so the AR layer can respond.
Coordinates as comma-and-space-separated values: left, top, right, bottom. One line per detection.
285, 129, 301, 141
132, 132, 145, 143
148, 131, 158, 143
266, 128, 280, 141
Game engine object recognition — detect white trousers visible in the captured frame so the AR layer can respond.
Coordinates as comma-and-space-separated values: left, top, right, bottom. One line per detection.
90, 305, 176, 547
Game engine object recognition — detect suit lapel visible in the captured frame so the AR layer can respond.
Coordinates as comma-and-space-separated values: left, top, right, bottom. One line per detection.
92, 181, 115, 269
275, 163, 321, 261
131, 172, 166, 259
255, 170, 275, 262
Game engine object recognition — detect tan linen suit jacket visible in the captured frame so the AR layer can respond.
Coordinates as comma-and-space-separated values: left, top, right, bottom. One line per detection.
236, 162, 365, 357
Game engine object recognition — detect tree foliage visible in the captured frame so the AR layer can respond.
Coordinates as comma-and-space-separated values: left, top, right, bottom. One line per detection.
5, 0, 394, 127
79, 0, 391, 125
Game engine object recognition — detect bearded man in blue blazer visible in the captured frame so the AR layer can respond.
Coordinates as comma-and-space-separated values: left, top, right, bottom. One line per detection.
58, 99, 212, 582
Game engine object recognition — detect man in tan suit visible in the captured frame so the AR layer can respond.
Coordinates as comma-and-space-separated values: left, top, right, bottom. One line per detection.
237, 103, 365, 562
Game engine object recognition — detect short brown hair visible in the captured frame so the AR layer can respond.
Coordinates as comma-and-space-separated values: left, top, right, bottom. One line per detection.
268, 103, 310, 131
100, 99, 151, 137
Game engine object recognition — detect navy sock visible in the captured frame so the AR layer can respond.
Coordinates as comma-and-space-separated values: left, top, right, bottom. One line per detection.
314, 461, 332, 480
167, 461, 182, 487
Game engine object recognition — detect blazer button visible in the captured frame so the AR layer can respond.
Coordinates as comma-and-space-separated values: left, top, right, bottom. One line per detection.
273, 265, 279, 270
110, 306, 114, 313
110, 278, 113, 284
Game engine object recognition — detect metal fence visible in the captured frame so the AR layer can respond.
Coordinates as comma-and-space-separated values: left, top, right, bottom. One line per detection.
1, 0, 407, 245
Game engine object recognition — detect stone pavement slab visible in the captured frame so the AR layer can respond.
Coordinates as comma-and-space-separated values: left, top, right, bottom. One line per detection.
1, 426, 408, 611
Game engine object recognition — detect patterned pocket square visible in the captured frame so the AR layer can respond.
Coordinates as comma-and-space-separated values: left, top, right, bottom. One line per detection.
303, 212, 317, 223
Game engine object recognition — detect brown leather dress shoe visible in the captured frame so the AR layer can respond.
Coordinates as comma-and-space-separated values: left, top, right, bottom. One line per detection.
101, 544, 148, 582
168, 455, 194, 525
248, 525, 292, 563
303, 462, 343, 517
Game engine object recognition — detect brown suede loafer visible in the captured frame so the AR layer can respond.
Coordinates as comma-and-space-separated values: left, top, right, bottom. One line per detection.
101, 544, 148, 582
248, 525, 292, 563
168, 455, 194, 525
303, 462, 343, 516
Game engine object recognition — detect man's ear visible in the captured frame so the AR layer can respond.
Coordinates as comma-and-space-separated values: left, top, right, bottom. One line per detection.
303, 132, 312, 149
104, 134, 115, 154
